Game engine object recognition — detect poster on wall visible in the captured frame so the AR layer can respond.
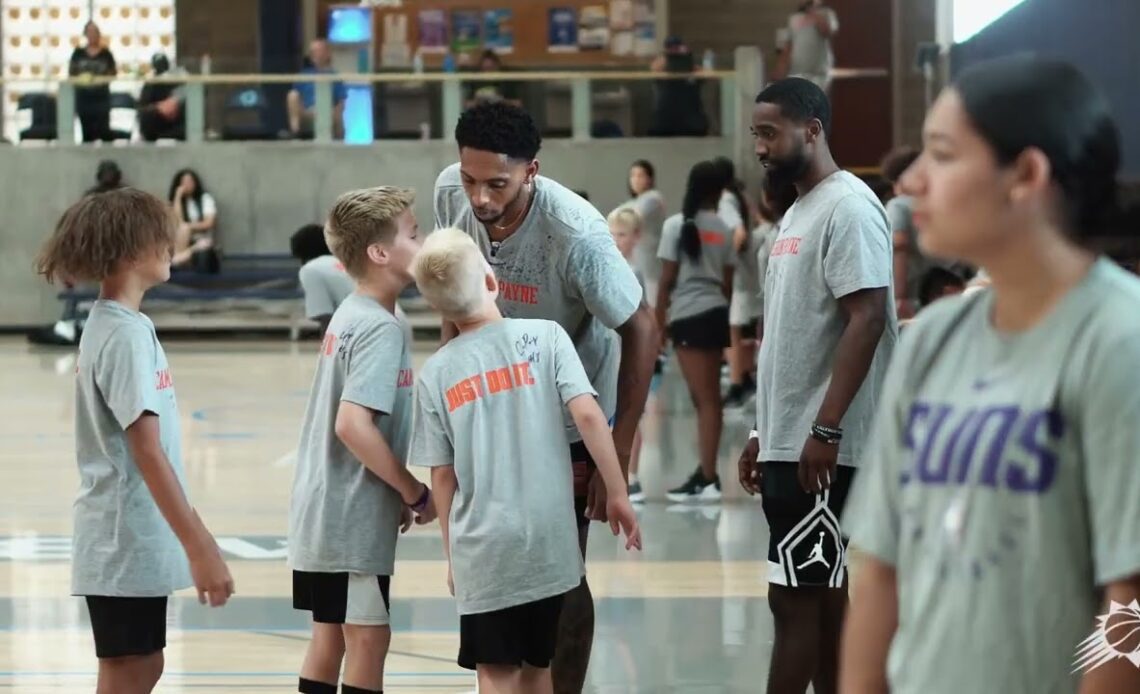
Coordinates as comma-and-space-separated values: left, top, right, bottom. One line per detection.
451, 10, 482, 53
547, 7, 579, 53
577, 5, 609, 51
610, 0, 634, 31
417, 9, 448, 54
633, 0, 657, 57
483, 9, 514, 54
380, 12, 411, 67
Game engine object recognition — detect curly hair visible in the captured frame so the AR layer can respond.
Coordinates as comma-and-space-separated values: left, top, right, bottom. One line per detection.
455, 101, 542, 161
36, 188, 177, 284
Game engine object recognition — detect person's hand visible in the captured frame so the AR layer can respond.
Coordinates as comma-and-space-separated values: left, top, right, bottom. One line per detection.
650, 55, 666, 72
798, 435, 838, 494
606, 494, 642, 550
189, 540, 235, 607
400, 506, 414, 534
586, 472, 608, 522
414, 489, 437, 525
191, 236, 213, 252
447, 564, 455, 596
895, 299, 916, 320
738, 437, 762, 495
157, 97, 179, 119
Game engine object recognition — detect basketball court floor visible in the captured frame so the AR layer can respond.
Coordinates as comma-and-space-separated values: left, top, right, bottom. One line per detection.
0, 334, 775, 692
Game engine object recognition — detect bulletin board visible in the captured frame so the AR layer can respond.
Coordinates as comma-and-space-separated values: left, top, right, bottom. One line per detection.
318, 0, 659, 68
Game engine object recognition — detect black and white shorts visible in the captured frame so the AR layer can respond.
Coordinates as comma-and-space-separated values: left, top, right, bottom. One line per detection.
668, 306, 730, 350
761, 461, 855, 588
292, 571, 391, 626
85, 596, 168, 659
458, 590, 568, 671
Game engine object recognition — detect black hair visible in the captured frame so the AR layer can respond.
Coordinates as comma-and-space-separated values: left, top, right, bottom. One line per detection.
880, 145, 920, 184
755, 77, 832, 137
290, 223, 330, 263
679, 160, 724, 261
479, 49, 502, 68
574, 190, 590, 201
711, 156, 749, 243
91, 159, 122, 193
953, 56, 1120, 236
167, 168, 207, 222
918, 267, 966, 307
455, 101, 542, 161
628, 159, 656, 198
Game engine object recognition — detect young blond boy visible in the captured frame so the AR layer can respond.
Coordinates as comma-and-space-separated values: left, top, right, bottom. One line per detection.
607, 207, 648, 503
409, 228, 642, 694
289, 187, 437, 694
35, 188, 234, 694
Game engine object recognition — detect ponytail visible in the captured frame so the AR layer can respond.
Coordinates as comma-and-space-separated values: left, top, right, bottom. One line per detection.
678, 160, 724, 262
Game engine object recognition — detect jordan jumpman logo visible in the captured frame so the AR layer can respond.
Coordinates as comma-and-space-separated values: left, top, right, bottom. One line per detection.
796, 531, 831, 570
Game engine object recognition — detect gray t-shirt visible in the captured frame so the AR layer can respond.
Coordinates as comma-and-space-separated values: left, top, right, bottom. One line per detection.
434, 163, 642, 440
756, 171, 896, 466
620, 189, 667, 284
72, 300, 192, 596
657, 210, 735, 324
289, 294, 414, 575
410, 318, 595, 614
844, 259, 1140, 694
781, 7, 839, 84
299, 254, 355, 320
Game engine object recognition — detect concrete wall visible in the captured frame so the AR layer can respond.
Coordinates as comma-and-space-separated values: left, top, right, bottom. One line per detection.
0, 137, 728, 326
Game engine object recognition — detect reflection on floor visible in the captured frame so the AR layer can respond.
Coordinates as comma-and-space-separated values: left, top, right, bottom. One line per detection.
0, 337, 775, 692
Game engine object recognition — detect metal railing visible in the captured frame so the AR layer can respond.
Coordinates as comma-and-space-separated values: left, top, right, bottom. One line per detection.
0, 68, 746, 145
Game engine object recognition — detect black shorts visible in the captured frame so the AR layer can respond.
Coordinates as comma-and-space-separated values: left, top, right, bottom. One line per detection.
292, 571, 391, 625
669, 306, 730, 350
85, 596, 167, 659
761, 461, 856, 588
569, 440, 596, 530
458, 591, 568, 671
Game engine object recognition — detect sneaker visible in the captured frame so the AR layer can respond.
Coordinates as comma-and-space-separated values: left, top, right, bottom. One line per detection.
628, 480, 645, 504
666, 469, 722, 502
723, 384, 747, 408
742, 374, 757, 395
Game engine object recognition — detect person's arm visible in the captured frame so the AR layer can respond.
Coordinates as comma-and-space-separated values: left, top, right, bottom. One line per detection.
410, 374, 457, 589
69, 49, 82, 76
334, 322, 427, 505
335, 402, 425, 504
567, 231, 652, 474
816, 199, 893, 430
774, 26, 792, 79
186, 194, 216, 233
814, 287, 888, 429
655, 260, 678, 333
99, 328, 233, 606
1075, 331, 1140, 693
431, 466, 458, 593
811, 7, 839, 38
840, 555, 897, 694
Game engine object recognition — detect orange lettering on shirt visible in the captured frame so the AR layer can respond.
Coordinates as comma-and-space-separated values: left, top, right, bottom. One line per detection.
698, 230, 727, 246
486, 366, 513, 394
500, 280, 540, 305
770, 237, 803, 257
397, 368, 414, 389
512, 361, 536, 386
155, 368, 173, 390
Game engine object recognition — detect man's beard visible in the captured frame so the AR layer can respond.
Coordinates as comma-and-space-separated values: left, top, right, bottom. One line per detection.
474, 182, 528, 227
764, 152, 811, 190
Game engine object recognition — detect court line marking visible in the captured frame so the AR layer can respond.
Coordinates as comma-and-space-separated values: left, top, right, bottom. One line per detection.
251, 630, 457, 664
0, 671, 470, 678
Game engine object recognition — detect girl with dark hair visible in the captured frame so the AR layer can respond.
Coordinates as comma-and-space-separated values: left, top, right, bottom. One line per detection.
657, 160, 735, 501
617, 159, 668, 304
841, 57, 1140, 694
167, 168, 218, 267
713, 157, 762, 408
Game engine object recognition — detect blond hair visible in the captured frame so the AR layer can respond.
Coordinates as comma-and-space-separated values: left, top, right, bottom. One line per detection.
35, 188, 176, 284
607, 207, 642, 233
324, 186, 415, 278
412, 227, 487, 321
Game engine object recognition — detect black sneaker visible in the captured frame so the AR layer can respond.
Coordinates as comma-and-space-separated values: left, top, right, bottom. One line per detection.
666, 469, 721, 502
628, 480, 645, 504
742, 374, 757, 395
723, 384, 747, 408
26, 324, 79, 347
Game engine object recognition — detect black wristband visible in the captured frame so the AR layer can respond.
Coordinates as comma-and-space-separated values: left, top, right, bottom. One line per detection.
410, 485, 430, 513
810, 423, 842, 445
